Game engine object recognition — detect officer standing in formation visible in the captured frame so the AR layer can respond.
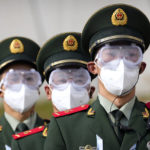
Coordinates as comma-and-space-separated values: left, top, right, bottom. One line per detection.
0, 37, 47, 150
44, 4, 150, 150
11, 32, 95, 150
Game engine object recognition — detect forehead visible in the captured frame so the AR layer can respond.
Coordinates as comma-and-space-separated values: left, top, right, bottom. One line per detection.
50, 67, 88, 78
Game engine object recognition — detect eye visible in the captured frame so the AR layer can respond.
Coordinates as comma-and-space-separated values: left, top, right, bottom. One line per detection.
7, 74, 20, 84
53, 79, 67, 85
26, 77, 33, 82
102, 51, 117, 62
75, 79, 82, 83
125, 52, 139, 62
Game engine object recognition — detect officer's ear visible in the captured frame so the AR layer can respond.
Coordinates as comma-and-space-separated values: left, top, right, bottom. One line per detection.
87, 61, 98, 75
139, 62, 146, 74
0, 90, 4, 98
0, 84, 4, 98
89, 86, 95, 99
44, 85, 52, 100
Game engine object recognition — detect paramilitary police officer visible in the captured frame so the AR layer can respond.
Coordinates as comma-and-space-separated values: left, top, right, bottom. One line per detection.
44, 4, 150, 150
11, 32, 95, 150
0, 37, 48, 150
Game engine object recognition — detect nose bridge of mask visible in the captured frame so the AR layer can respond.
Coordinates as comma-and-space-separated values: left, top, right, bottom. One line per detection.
116, 60, 126, 92
66, 84, 72, 106
117, 59, 125, 71
61, 84, 72, 98
23, 85, 39, 110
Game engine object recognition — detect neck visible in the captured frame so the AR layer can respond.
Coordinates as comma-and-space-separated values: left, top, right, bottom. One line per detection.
98, 80, 135, 108
4, 101, 35, 122
53, 104, 59, 113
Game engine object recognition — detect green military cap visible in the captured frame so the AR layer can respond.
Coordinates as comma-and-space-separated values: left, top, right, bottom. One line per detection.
36, 32, 91, 81
0, 36, 40, 71
82, 4, 150, 59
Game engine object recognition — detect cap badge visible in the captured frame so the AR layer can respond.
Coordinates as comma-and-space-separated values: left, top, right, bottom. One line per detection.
111, 8, 128, 26
63, 35, 78, 51
10, 39, 24, 54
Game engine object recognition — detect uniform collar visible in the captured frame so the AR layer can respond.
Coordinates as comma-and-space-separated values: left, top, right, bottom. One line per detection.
98, 94, 135, 120
4, 112, 37, 131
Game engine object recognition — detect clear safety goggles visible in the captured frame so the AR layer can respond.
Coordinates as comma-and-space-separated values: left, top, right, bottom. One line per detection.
49, 68, 91, 90
95, 44, 143, 68
0, 69, 42, 90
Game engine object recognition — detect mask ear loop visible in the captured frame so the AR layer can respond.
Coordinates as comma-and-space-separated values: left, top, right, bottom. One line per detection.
109, 96, 118, 112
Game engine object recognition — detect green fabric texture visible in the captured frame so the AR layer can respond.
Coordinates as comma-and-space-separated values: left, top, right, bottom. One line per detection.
12, 131, 46, 150
0, 36, 40, 70
44, 98, 150, 150
0, 115, 14, 150
11, 122, 49, 150
82, 4, 150, 59
0, 114, 45, 150
36, 32, 91, 81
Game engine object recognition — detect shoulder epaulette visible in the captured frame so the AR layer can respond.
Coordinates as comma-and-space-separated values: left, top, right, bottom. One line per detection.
53, 104, 90, 118
146, 102, 150, 109
0, 125, 2, 132
12, 126, 44, 140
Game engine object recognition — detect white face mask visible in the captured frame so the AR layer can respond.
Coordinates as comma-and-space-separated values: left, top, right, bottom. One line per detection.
98, 60, 140, 96
51, 84, 90, 111
4, 84, 39, 113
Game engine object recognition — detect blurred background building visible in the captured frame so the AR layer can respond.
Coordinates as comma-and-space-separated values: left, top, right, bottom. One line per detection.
0, 0, 150, 118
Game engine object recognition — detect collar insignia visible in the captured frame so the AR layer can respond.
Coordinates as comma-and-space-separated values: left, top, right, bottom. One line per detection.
0, 125, 2, 131
63, 35, 78, 51
142, 108, 149, 118
10, 39, 24, 54
111, 8, 128, 26
87, 108, 95, 116
42, 127, 48, 137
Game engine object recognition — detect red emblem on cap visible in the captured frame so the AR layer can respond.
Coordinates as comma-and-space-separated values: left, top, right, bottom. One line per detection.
115, 12, 124, 20
111, 8, 127, 26
67, 39, 75, 46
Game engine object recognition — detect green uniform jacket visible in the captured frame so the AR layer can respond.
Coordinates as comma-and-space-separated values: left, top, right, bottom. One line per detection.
11, 122, 49, 150
0, 114, 45, 150
44, 98, 150, 150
